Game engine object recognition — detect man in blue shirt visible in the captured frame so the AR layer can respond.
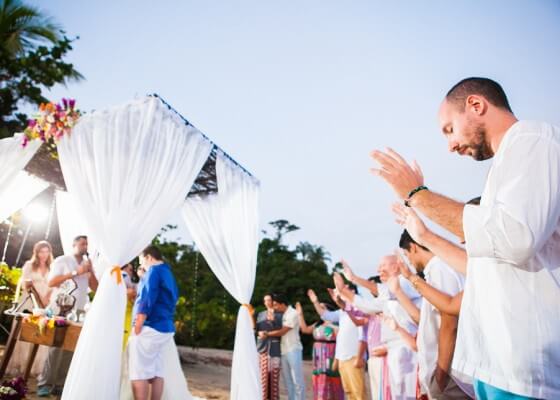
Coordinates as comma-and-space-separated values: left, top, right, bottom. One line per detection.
128, 245, 179, 400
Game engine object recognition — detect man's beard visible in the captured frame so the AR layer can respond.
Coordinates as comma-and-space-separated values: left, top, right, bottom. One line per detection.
466, 122, 493, 161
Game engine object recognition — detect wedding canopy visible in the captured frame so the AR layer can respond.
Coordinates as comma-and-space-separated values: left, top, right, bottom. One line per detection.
0, 95, 261, 400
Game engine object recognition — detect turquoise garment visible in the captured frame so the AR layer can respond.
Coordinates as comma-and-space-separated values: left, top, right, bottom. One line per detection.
474, 380, 538, 400
133, 263, 179, 333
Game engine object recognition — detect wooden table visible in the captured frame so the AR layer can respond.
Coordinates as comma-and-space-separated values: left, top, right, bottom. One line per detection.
0, 316, 82, 381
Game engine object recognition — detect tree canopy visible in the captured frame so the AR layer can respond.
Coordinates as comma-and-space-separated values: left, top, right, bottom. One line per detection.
0, 0, 83, 138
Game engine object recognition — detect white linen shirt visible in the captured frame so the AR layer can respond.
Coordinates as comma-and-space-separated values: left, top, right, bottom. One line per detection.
321, 308, 363, 361
454, 120, 560, 399
48, 254, 91, 312
417, 256, 464, 394
280, 306, 303, 355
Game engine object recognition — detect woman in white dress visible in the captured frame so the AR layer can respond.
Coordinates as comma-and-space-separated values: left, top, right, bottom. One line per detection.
7, 240, 53, 377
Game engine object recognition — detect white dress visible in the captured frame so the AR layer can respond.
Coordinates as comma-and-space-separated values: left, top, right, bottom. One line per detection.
6, 261, 52, 377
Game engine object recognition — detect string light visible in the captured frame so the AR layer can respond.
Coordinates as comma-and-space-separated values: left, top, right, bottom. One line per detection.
190, 246, 199, 346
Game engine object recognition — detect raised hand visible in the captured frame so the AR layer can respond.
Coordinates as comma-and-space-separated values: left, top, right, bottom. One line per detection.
333, 272, 345, 291
307, 289, 318, 303
370, 148, 424, 200
392, 202, 429, 245
327, 288, 338, 303
341, 259, 355, 282
394, 250, 413, 279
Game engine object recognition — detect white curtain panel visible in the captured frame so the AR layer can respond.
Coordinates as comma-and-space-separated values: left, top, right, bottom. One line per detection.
57, 96, 213, 400
0, 135, 41, 203
0, 172, 48, 222
55, 190, 97, 257
182, 151, 261, 400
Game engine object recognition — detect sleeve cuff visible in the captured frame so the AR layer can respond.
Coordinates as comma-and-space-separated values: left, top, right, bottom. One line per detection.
463, 204, 495, 258
136, 302, 150, 315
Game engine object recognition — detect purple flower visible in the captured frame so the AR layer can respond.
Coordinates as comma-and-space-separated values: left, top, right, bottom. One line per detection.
62, 98, 69, 109
27, 119, 37, 128
69, 99, 76, 109
0, 376, 27, 399
21, 136, 28, 148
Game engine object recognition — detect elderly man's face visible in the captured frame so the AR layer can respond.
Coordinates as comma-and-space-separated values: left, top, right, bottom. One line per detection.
377, 255, 399, 282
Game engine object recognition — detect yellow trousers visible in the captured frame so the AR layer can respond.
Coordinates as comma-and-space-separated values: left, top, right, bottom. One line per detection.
338, 357, 367, 400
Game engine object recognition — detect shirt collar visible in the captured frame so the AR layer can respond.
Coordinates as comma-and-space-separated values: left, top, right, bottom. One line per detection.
423, 255, 439, 276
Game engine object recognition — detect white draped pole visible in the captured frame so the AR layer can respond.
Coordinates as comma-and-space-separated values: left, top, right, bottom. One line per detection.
0, 136, 41, 207
182, 151, 261, 400
57, 96, 213, 400
0, 172, 48, 223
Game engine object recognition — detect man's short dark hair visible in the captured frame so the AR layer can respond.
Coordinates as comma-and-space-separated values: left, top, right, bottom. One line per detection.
467, 196, 481, 206
272, 293, 288, 306
399, 230, 429, 252
446, 77, 513, 113
141, 245, 163, 261
73, 235, 87, 244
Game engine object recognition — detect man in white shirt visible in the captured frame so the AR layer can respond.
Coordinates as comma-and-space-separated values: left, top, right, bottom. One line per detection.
315, 284, 367, 400
259, 293, 304, 400
37, 235, 98, 397
337, 256, 421, 400
396, 230, 468, 399
371, 77, 560, 399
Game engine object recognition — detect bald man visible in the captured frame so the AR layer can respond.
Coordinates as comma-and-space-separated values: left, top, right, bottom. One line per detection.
371, 77, 560, 399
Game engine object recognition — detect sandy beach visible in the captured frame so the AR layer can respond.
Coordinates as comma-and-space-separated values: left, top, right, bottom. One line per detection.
3, 346, 374, 399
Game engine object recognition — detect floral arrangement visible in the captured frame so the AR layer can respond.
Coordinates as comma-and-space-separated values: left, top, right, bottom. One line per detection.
23, 314, 68, 335
21, 98, 81, 158
0, 377, 27, 400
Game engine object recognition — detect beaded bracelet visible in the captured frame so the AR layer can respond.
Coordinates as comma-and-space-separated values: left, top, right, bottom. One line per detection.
404, 185, 428, 207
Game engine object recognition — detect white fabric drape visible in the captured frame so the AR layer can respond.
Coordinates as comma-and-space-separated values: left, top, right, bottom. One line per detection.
0, 172, 48, 222
0, 135, 41, 207
57, 96, 213, 400
55, 190, 98, 258
182, 152, 261, 400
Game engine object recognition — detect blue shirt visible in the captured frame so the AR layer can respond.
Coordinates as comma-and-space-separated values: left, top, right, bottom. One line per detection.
133, 263, 179, 333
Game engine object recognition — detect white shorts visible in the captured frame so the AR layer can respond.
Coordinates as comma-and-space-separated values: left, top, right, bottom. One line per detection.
128, 326, 174, 381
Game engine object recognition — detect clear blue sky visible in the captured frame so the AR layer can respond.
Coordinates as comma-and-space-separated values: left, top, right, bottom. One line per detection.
33, 0, 560, 278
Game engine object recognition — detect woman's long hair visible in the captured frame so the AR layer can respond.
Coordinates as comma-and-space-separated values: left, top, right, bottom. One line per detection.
30, 240, 53, 272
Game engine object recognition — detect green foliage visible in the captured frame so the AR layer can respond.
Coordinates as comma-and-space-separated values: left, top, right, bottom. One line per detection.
0, 261, 21, 303
153, 220, 335, 355
0, 0, 83, 138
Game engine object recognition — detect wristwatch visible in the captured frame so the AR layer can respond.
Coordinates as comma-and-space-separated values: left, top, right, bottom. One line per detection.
71, 270, 78, 277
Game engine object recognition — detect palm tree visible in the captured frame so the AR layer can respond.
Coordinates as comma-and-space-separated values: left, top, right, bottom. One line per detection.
0, 0, 60, 56
296, 241, 331, 264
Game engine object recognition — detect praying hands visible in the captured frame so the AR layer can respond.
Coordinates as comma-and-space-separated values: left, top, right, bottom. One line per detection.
370, 148, 425, 201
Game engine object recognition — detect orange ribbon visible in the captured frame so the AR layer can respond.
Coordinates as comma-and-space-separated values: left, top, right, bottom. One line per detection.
242, 303, 255, 316
111, 266, 122, 284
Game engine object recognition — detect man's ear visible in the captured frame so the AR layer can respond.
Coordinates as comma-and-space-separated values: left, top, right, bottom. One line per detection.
408, 243, 418, 254
466, 94, 488, 116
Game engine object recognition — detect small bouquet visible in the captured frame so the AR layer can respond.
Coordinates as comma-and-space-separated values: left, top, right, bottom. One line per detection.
0, 377, 27, 400
23, 314, 68, 335
21, 98, 81, 158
